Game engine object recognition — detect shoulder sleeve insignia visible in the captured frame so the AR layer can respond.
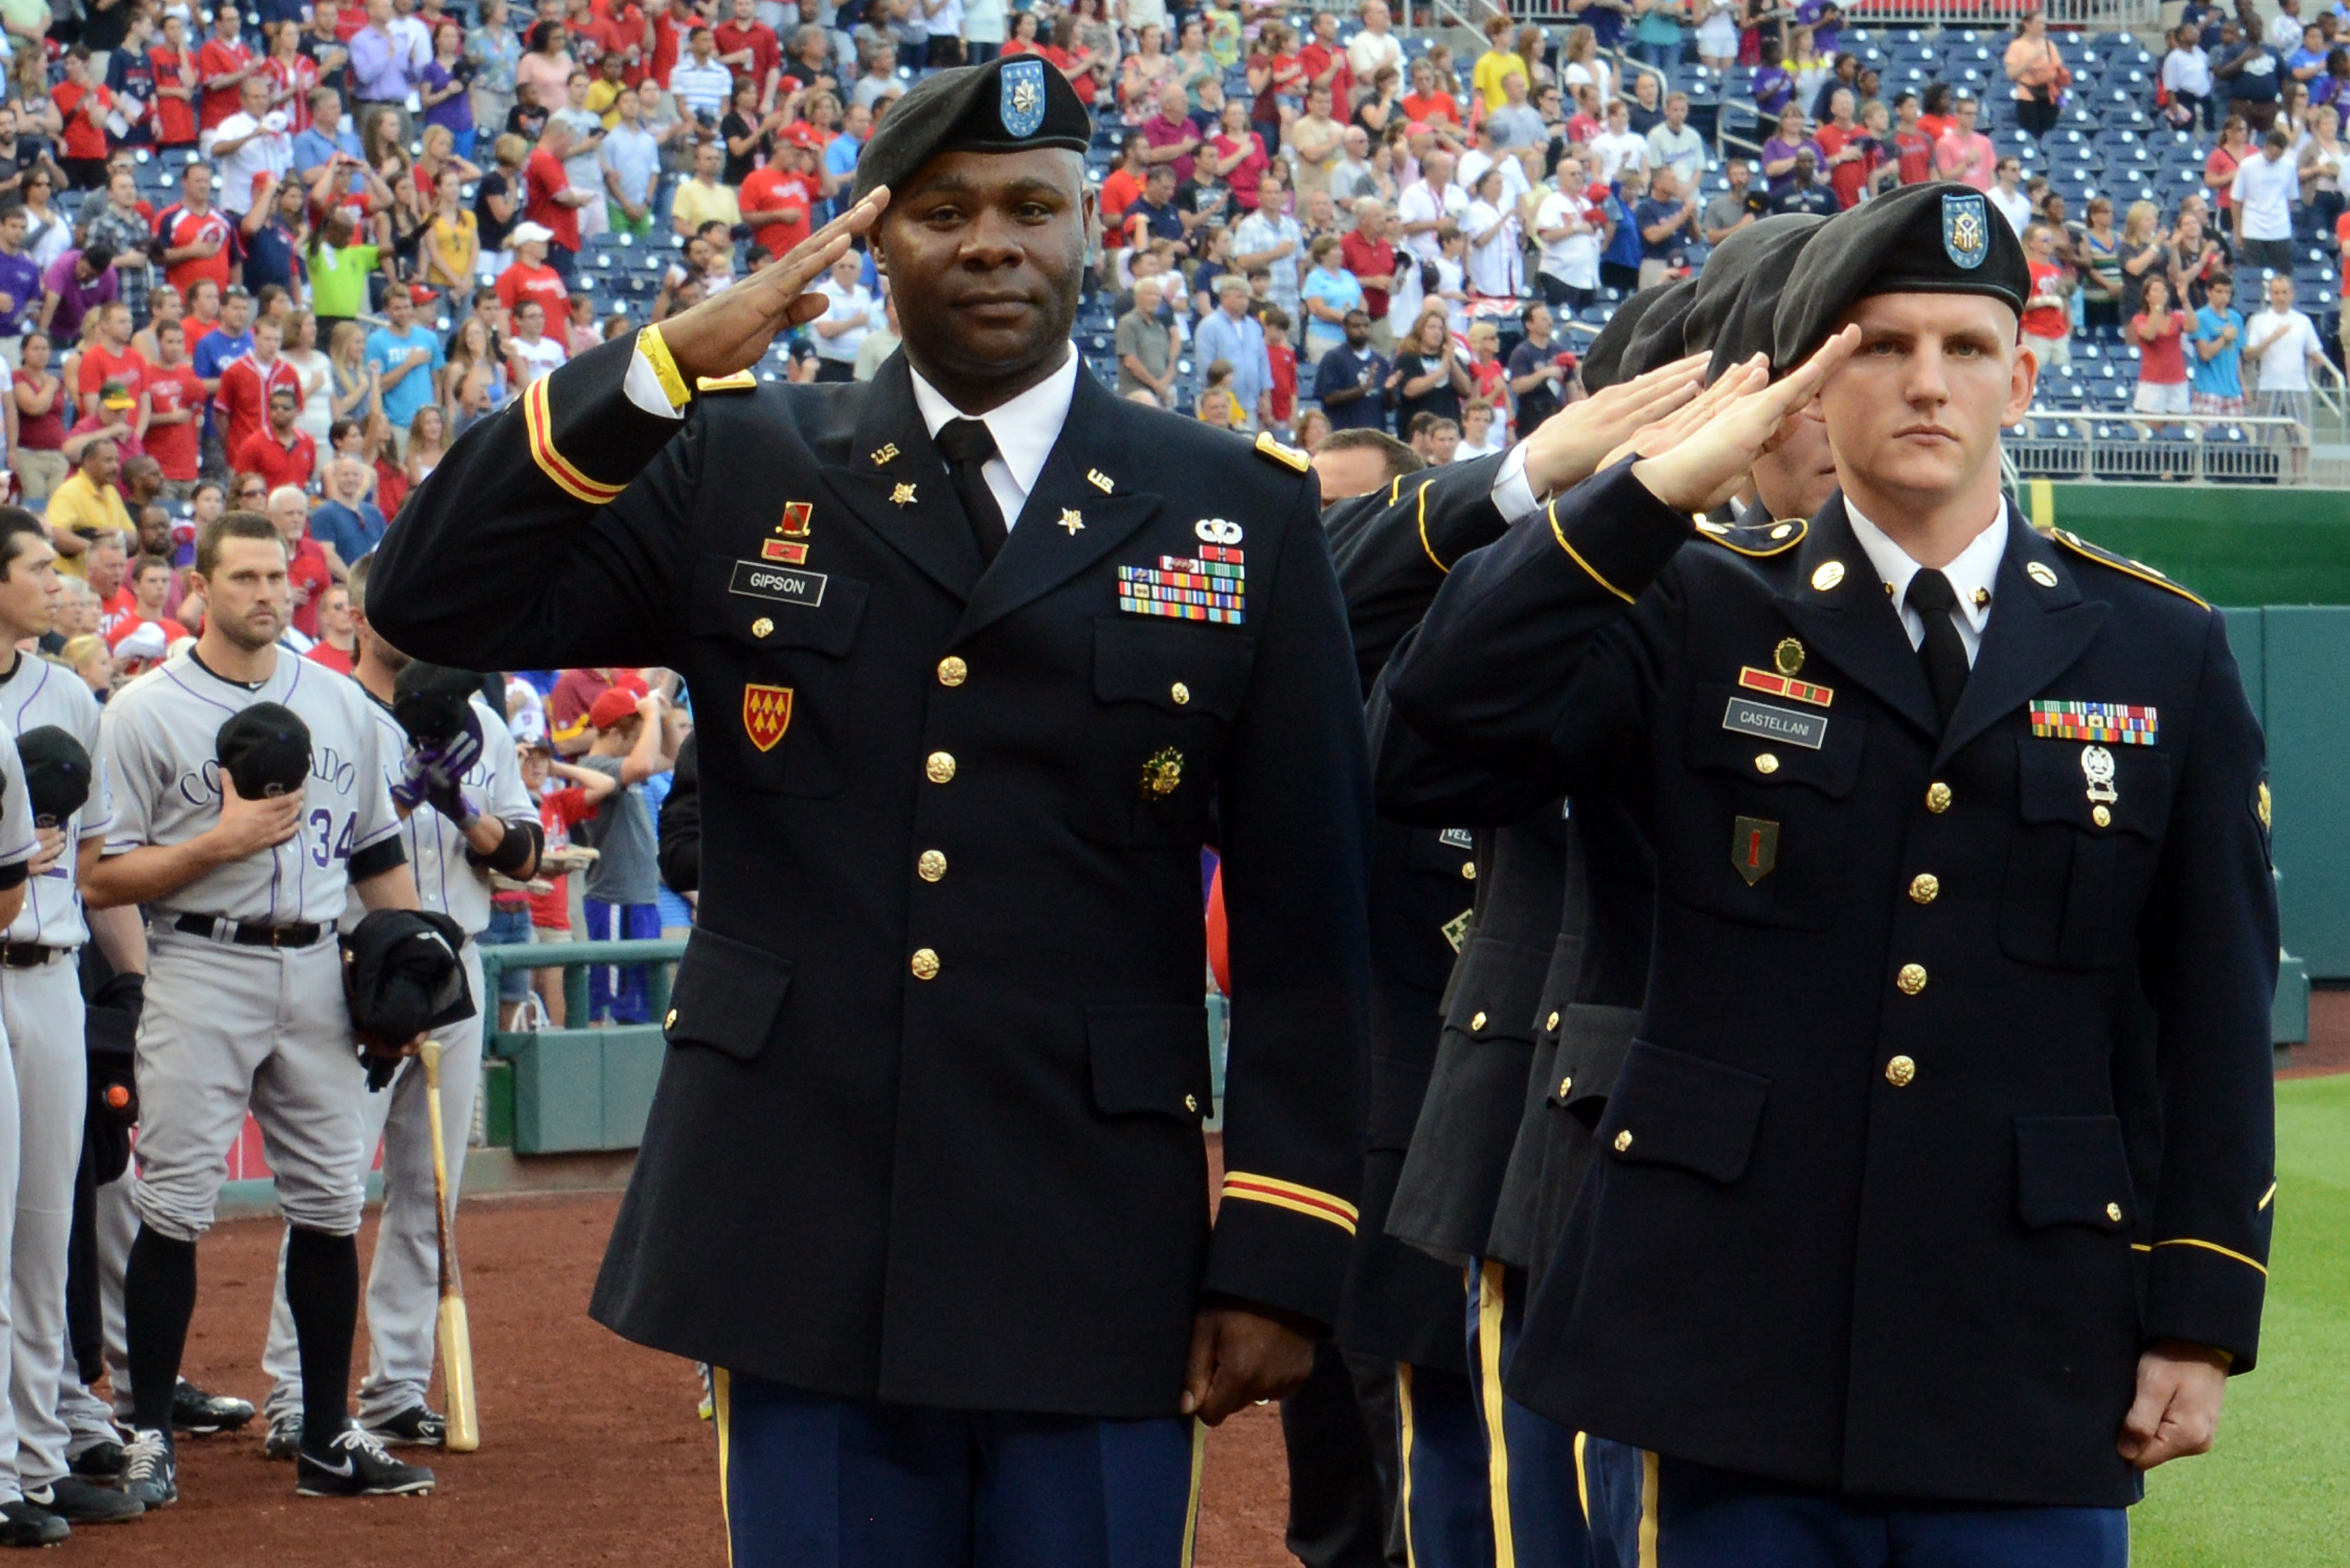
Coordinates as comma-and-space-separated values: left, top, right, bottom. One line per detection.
1699, 515, 1808, 557
2051, 528, 2210, 608
1253, 431, 1311, 473
694, 371, 759, 392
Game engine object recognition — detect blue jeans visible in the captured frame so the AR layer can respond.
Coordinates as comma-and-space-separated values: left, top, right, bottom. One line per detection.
484, 903, 534, 1002
581, 899, 661, 1022
1634, 38, 1680, 83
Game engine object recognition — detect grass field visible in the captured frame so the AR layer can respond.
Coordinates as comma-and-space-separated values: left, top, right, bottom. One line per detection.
2132, 1074, 2350, 1567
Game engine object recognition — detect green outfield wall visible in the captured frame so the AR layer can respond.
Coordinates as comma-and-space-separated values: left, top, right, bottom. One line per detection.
2032, 482, 2350, 607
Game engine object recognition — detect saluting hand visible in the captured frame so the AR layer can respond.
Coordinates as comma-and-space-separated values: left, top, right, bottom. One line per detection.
655, 187, 893, 385
1520, 350, 1708, 498
1623, 328, 1863, 516
1179, 1298, 1316, 1426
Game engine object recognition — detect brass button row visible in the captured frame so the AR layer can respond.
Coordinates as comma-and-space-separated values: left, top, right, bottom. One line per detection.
1461, 861, 1477, 880
1896, 963, 1927, 995
1885, 1054, 1916, 1088
917, 850, 947, 882
926, 751, 956, 783
938, 655, 968, 686
910, 948, 940, 981
1926, 781, 1953, 813
1469, 1011, 1487, 1031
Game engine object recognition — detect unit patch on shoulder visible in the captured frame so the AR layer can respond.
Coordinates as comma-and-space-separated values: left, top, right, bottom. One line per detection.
2050, 529, 2209, 608
1254, 431, 1310, 472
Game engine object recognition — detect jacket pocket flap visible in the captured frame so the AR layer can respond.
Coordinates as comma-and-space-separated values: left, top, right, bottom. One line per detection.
2015, 739, 2171, 839
690, 553, 871, 655
1552, 1004, 1643, 1127
2014, 1115, 2136, 1231
664, 928, 793, 1063
1441, 941, 1548, 1041
1093, 618, 1257, 718
1596, 1040, 1771, 1184
1686, 682, 1865, 797
1088, 1003, 1214, 1121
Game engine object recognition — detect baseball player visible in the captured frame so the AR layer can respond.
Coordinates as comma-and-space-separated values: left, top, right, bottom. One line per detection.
85, 510, 435, 1506
0, 513, 150, 1534
260, 554, 540, 1456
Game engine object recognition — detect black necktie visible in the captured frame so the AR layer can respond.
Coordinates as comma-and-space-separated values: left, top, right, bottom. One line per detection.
1903, 568, 1971, 731
935, 417, 1008, 565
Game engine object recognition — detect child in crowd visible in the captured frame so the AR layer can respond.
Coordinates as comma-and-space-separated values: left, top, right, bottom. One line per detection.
516, 724, 620, 1029
578, 681, 685, 1026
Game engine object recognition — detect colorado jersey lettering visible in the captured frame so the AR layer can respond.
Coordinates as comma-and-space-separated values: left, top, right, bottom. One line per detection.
0, 654, 105, 947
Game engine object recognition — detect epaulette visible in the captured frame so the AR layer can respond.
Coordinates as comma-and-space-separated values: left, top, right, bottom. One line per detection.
1693, 513, 1807, 557
2051, 527, 2210, 609
1254, 431, 1310, 472
695, 371, 759, 392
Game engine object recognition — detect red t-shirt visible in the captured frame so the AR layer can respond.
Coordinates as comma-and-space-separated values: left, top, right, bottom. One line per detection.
738, 165, 813, 260
1099, 166, 1144, 224
1401, 89, 1459, 125
159, 204, 237, 296
1893, 127, 1934, 186
142, 361, 207, 480
76, 344, 149, 408
266, 54, 320, 133
650, 6, 693, 91
233, 427, 318, 495
2023, 260, 2068, 340
55, 82, 114, 162
1213, 132, 1269, 209
1340, 229, 1396, 319
589, 0, 652, 84
525, 148, 580, 252
1267, 339, 1296, 424
214, 353, 302, 460
2134, 310, 2191, 383
530, 785, 597, 926
1816, 122, 1878, 210
1299, 41, 1353, 113
98, 587, 139, 640
305, 638, 357, 674
281, 533, 332, 638
197, 38, 255, 130
496, 259, 572, 321
711, 19, 779, 86
151, 47, 201, 146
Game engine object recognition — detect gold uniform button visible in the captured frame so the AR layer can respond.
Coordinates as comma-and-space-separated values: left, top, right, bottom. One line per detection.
1926, 781, 1953, 813
925, 751, 957, 783
917, 850, 947, 882
2106, 1202, 2123, 1223
1185, 1094, 1200, 1114
1171, 681, 1191, 705
664, 1008, 678, 1029
1546, 1011, 1561, 1031
1461, 861, 1477, 880
937, 656, 968, 687
1470, 1011, 1488, 1030
909, 948, 941, 980
1755, 752, 1779, 775
751, 617, 774, 639
1885, 1055, 1917, 1087
1558, 1076, 1573, 1097
1896, 963, 1928, 995
1909, 873, 1940, 905
2092, 804, 2111, 828
1613, 1129, 1633, 1153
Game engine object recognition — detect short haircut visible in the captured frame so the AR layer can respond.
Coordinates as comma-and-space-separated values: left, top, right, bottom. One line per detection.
1406, 411, 1444, 439
195, 511, 286, 578
346, 551, 374, 614
1319, 427, 1422, 480
134, 552, 173, 580
268, 484, 307, 512
0, 509, 46, 581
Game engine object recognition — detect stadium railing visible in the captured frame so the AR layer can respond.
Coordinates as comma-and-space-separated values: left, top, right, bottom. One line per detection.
479, 939, 686, 1155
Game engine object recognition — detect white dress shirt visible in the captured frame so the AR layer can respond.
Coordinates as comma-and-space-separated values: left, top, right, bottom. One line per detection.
1845, 497, 2008, 665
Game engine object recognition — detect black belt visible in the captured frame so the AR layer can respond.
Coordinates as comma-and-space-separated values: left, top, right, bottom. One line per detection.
173, 915, 325, 949
0, 943, 66, 968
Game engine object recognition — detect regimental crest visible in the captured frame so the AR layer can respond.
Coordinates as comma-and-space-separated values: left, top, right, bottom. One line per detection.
742, 684, 794, 753
1942, 191, 1989, 270
1000, 58, 1048, 138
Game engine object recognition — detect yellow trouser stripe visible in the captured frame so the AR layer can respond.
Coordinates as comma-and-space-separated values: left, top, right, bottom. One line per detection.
1574, 1431, 1591, 1525
713, 1367, 734, 1568
1549, 500, 1634, 603
1639, 1449, 1660, 1568
1479, 1261, 1518, 1568
1397, 1363, 1418, 1568
1178, 1417, 1204, 1568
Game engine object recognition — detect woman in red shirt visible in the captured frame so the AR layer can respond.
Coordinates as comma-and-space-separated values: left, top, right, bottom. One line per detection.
1246, 22, 1304, 146
150, 14, 201, 149
2131, 273, 2193, 419
263, 21, 319, 133
1206, 99, 1270, 210
2204, 114, 2250, 229
54, 49, 116, 189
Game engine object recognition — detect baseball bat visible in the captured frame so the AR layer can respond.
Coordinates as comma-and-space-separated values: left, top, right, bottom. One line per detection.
421, 1040, 481, 1452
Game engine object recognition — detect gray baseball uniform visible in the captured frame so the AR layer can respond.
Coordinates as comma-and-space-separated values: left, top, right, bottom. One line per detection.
0, 653, 111, 1494
97, 650, 404, 1246
264, 695, 529, 1426
0, 731, 48, 1504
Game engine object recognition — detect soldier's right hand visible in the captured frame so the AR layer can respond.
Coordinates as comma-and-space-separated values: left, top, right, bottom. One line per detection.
1628, 328, 1862, 515
213, 777, 305, 856
655, 186, 893, 385
1519, 350, 1708, 497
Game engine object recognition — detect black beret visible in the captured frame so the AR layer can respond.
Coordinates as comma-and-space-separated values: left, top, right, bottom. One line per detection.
15, 726, 91, 824
852, 56, 1093, 204
216, 702, 311, 800
391, 661, 484, 747
1617, 274, 1703, 381
1693, 213, 1829, 381
1773, 181, 2031, 368
1581, 283, 1678, 393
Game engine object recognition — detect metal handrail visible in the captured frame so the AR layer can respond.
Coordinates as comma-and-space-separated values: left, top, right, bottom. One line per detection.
477, 938, 686, 1059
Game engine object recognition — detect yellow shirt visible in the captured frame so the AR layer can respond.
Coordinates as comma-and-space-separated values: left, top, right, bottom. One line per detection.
586, 78, 628, 128
45, 471, 133, 578
670, 177, 742, 235
1472, 49, 1530, 112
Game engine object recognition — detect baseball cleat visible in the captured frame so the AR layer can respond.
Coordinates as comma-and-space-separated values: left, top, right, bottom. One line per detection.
67, 1439, 125, 1481
23, 1477, 143, 1524
171, 1379, 255, 1436
365, 1406, 447, 1448
116, 1430, 177, 1509
263, 1413, 304, 1460
0, 1499, 69, 1548
295, 1427, 435, 1498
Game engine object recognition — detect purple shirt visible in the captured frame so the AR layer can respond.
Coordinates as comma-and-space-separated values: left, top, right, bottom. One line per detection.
40, 251, 120, 342
0, 250, 39, 337
1142, 112, 1199, 187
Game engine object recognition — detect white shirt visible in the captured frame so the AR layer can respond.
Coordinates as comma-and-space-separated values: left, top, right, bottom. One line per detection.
2246, 306, 2322, 388
1457, 148, 1532, 207
2162, 46, 2212, 98
1464, 199, 1520, 297
1590, 128, 1649, 183
907, 348, 1079, 529
814, 277, 880, 362
1989, 183, 2034, 238
1846, 497, 2007, 664
1346, 28, 1403, 85
2231, 151, 2300, 241
203, 111, 293, 215
508, 332, 567, 389
2267, 8, 2306, 51
1396, 179, 1450, 261
1647, 121, 1708, 184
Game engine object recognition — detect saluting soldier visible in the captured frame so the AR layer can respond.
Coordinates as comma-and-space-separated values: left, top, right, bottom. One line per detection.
369, 57, 1374, 1568
1390, 182, 2277, 1565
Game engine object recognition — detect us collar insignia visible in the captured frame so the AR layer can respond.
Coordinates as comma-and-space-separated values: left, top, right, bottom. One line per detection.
1000, 57, 1048, 137
2029, 700, 2157, 745
1943, 190, 1989, 270
1087, 468, 1115, 493
871, 443, 901, 467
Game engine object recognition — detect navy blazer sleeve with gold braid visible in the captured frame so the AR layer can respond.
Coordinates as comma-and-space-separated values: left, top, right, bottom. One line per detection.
1207, 476, 1376, 1328
1325, 453, 1509, 694
370, 335, 695, 672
